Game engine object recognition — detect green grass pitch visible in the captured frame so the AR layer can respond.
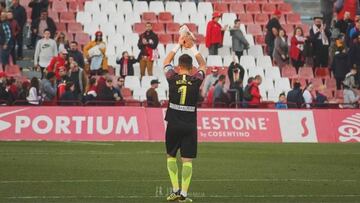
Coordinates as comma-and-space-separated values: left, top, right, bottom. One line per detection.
0, 141, 359, 203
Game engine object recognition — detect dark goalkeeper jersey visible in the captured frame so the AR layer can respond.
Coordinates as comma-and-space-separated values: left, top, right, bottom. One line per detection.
164, 64, 205, 127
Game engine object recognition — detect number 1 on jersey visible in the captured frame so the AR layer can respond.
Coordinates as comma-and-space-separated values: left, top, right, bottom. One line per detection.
178, 86, 187, 105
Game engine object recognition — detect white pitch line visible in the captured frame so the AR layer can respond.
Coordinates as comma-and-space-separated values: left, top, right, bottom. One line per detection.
0, 178, 357, 184
4, 194, 360, 200
0, 151, 164, 155
63, 141, 115, 146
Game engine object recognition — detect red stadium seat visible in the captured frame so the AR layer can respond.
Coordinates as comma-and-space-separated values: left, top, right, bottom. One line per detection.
310, 78, 324, 89
278, 15, 286, 24
247, 24, 263, 36
69, 1, 84, 12
152, 23, 165, 33
67, 22, 83, 33
142, 12, 157, 23
238, 13, 254, 25
322, 89, 334, 99
246, 3, 261, 14
315, 68, 331, 79
166, 22, 180, 34
229, 3, 245, 13
121, 88, 133, 100
254, 0, 268, 3
60, 12, 75, 23
292, 78, 307, 88
255, 35, 266, 46
173, 33, 180, 43
278, 3, 293, 14
52, 0, 68, 12
281, 24, 294, 35
75, 33, 90, 46
133, 23, 146, 33
262, 3, 277, 14
325, 78, 337, 90
158, 33, 173, 44
184, 23, 197, 34
213, 3, 229, 13
335, 90, 344, 99
55, 22, 67, 32
287, 13, 301, 25
297, 24, 310, 36
298, 67, 314, 80
281, 66, 297, 78
195, 34, 205, 44
269, 0, 284, 3
48, 12, 59, 23
5, 65, 21, 77
254, 13, 269, 25
158, 12, 173, 23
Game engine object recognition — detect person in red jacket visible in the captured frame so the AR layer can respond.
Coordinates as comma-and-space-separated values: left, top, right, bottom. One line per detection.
290, 27, 305, 71
47, 49, 68, 80
206, 12, 228, 55
336, 0, 359, 22
249, 75, 262, 107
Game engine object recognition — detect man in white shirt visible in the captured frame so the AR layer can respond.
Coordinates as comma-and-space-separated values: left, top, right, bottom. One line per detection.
303, 83, 314, 108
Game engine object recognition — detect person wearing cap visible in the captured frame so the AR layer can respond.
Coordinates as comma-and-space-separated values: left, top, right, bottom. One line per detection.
206, 12, 228, 55
265, 10, 282, 58
137, 22, 158, 77
201, 66, 219, 98
146, 79, 161, 107
47, 49, 67, 80
310, 16, 331, 68
29, 9, 56, 48
230, 19, 249, 61
34, 28, 57, 79
83, 31, 108, 76
40, 71, 56, 102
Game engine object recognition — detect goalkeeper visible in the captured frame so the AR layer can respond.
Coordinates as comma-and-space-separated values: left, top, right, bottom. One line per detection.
163, 26, 206, 202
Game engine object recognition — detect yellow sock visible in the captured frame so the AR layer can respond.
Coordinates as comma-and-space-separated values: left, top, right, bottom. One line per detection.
167, 157, 179, 192
181, 162, 192, 197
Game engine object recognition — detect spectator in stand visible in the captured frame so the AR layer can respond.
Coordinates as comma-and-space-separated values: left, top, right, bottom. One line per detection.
287, 81, 304, 108
55, 32, 69, 52
57, 66, 70, 84
230, 19, 249, 61
228, 79, 243, 106
320, 0, 336, 28
213, 74, 229, 107
47, 49, 68, 80
68, 41, 84, 69
335, 0, 359, 22
7, 12, 20, 64
17, 80, 29, 102
10, 0, 26, 60
0, 12, 13, 71
315, 85, 328, 107
30, 9, 56, 48
137, 22, 158, 77
28, 0, 48, 22
303, 83, 314, 108
146, 79, 161, 107
59, 81, 77, 106
343, 66, 359, 90
348, 33, 360, 84
343, 85, 360, 108
112, 77, 123, 102
273, 28, 289, 69
115, 77, 125, 93
34, 29, 57, 79
331, 41, 349, 89
83, 77, 97, 103
228, 61, 244, 86
243, 77, 254, 107
349, 19, 360, 41
206, 12, 227, 55
345, 14, 360, 46
7, 77, 18, 103
310, 17, 331, 68
83, 31, 108, 76
0, 2, 6, 15
336, 11, 354, 35
68, 60, 87, 100
97, 77, 115, 105
248, 75, 262, 107
275, 92, 288, 109
265, 10, 282, 58
116, 51, 138, 78
290, 27, 305, 71
201, 66, 219, 98
40, 71, 56, 102
26, 77, 41, 105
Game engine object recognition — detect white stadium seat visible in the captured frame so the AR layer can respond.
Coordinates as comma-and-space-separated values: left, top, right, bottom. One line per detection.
174, 13, 190, 24
247, 45, 263, 58
100, 1, 117, 13
166, 1, 181, 14
84, 1, 100, 13
181, 2, 197, 16
125, 76, 141, 90
156, 87, 167, 101
223, 55, 234, 66
101, 22, 116, 36
106, 33, 123, 46
106, 44, 116, 56
244, 34, 255, 46
240, 55, 256, 68
118, 1, 133, 14
259, 78, 275, 91
275, 78, 291, 92
218, 47, 231, 56
109, 13, 124, 24
199, 44, 209, 57
198, 2, 213, 15
265, 67, 281, 80
92, 12, 108, 24
197, 23, 206, 35
133, 88, 147, 101
133, 1, 149, 14
141, 76, 158, 89
220, 13, 237, 27
149, 1, 165, 13
190, 13, 206, 26
248, 67, 265, 78
76, 11, 92, 24
124, 33, 139, 46
125, 13, 141, 25
257, 56, 272, 68
83, 23, 100, 35
222, 31, 232, 47
207, 55, 223, 66
117, 22, 132, 35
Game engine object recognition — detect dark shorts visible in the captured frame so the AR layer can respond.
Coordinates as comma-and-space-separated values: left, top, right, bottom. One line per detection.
165, 123, 197, 159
